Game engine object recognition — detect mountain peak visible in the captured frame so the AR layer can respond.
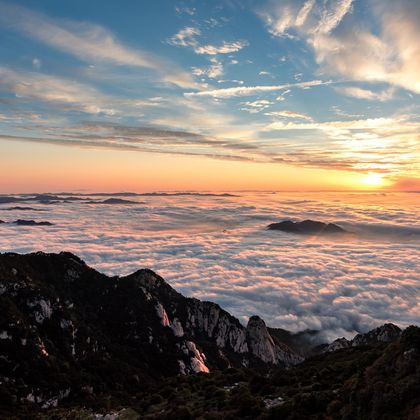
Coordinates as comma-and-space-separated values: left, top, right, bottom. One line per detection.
325, 322, 402, 352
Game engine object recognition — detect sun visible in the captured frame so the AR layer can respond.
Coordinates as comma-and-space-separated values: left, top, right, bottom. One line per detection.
361, 173, 384, 187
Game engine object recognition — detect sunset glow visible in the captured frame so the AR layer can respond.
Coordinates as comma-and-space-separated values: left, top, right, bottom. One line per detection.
361, 173, 385, 187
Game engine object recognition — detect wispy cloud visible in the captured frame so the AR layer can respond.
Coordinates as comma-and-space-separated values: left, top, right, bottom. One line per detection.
0, 66, 174, 117
314, 0, 353, 34
257, 0, 420, 94
335, 87, 395, 101
2, 109, 418, 179
192, 58, 224, 79
185, 79, 330, 98
194, 40, 249, 55
0, 1, 196, 88
258, 0, 352, 37
265, 117, 396, 132
0, 133, 257, 163
241, 100, 273, 113
167, 26, 201, 48
168, 26, 248, 55
265, 110, 314, 121
0, 66, 115, 115
174, 6, 196, 16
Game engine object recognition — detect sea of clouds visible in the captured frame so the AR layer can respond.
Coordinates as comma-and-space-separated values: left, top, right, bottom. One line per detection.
0, 191, 419, 341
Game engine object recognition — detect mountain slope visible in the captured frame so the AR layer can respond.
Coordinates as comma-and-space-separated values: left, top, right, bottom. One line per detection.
0, 251, 301, 411
0, 251, 417, 419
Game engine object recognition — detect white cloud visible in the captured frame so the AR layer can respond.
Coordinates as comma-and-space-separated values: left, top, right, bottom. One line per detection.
258, 0, 353, 37
168, 26, 248, 55
257, 0, 420, 94
194, 40, 249, 55
192, 58, 224, 79
168, 27, 247, 82
265, 116, 416, 134
0, 2, 195, 88
265, 110, 313, 121
217, 79, 244, 85
241, 99, 273, 113
336, 86, 395, 101
314, 0, 353, 34
168, 26, 201, 48
185, 79, 330, 98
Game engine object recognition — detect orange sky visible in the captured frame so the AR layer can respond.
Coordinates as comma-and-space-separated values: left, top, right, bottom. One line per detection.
1, 140, 414, 193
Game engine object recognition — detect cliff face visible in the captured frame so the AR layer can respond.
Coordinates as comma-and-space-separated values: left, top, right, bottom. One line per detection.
122, 263, 301, 370
0, 252, 301, 407
246, 316, 303, 365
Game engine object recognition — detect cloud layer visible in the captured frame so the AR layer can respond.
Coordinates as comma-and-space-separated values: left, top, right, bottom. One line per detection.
0, 191, 418, 341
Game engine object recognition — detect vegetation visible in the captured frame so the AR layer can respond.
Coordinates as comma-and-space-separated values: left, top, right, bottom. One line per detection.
2, 326, 418, 419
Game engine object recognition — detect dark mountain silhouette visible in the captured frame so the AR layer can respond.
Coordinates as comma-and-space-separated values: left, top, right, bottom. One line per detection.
0, 206, 44, 211
88, 198, 140, 205
12, 220, 53, 226
268, 220, 347, 235
0, 252, 417, 419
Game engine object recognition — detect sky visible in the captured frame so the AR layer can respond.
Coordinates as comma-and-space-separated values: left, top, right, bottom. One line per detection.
0, 0, 419, 192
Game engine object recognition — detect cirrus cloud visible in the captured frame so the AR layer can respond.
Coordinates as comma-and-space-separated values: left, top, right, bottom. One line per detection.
0, 1, 196, 88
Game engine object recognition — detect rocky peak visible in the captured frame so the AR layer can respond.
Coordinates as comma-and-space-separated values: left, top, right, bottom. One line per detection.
325, 337, 351, 352
123, 268, 181, 301
246, 316, 277, 364
245, 316, 304, 365
352, 323, 401, 346
325, 323, 402, 352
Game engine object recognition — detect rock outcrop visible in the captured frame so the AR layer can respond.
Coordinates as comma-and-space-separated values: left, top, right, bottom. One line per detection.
247, 316, 277, 363
247, 316, 303, 365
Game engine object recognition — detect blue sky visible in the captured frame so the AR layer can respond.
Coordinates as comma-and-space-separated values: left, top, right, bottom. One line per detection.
0, 0, 419, 191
